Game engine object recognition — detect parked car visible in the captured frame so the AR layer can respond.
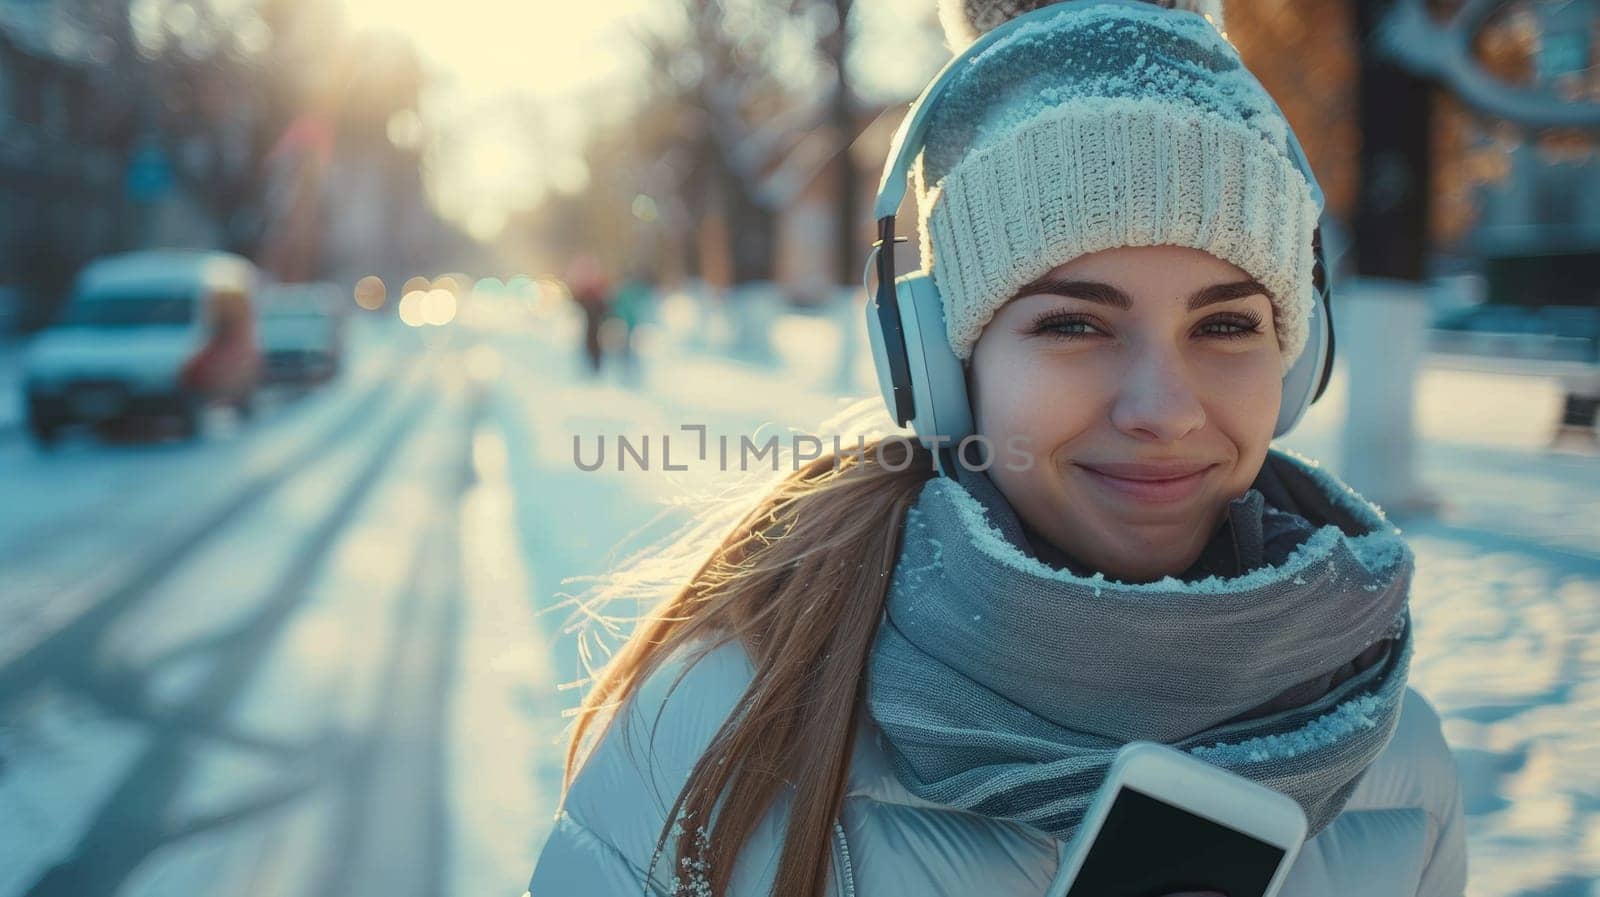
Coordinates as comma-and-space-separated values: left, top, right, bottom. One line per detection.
22, 250, 262, 444
257, 282, 345, 385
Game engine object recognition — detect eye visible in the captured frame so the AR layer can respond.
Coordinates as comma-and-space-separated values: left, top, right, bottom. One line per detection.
1027, 311, 1105, 341
1196, 311, 1266, 340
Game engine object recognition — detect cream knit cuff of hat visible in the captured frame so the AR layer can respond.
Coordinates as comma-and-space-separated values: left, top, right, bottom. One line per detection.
915, 0, 1322, 374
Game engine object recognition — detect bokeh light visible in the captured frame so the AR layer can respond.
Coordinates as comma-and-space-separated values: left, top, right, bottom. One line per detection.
433, 274, 467, 296
631, 193, 659, 222
398, 289, 427, 327
354, 275, 387, 310
422, 288, 458, 326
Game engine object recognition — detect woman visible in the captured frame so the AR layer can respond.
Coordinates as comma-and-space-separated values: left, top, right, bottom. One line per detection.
526, 1, 1468, 895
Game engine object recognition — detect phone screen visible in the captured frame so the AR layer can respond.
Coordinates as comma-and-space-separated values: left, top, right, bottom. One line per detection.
1064, 786, 1289, 897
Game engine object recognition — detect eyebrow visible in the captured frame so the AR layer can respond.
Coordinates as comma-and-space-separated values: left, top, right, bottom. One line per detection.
1011, 276, 1272, 310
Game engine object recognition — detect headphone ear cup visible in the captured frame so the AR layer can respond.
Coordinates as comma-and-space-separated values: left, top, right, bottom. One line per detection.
1274, 283, 1329, 438
898, 273, 975, 451
865, 263, 914, 427
865, 285, 904, 425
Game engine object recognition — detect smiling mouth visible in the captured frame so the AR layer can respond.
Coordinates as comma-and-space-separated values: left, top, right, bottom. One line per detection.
1077, 463, 1217, 503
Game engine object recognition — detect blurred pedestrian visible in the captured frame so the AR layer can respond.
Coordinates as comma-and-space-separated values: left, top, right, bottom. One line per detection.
527, 1, 1466, 895
566, 254, 611, 377
610, 263, 656, 383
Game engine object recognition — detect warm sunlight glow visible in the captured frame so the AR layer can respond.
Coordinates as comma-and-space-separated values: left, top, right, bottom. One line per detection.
337, 1, 651, 103
336, 0, 664, 239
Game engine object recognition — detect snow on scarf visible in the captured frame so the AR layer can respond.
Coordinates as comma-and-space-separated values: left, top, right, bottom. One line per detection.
865, 448, 1413, 840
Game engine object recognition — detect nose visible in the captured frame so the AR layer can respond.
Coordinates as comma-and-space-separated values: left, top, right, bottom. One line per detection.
1109, 346, 1207, 442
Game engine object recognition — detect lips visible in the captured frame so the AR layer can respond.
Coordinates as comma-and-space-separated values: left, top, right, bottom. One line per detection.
1077, 460, 1218, 503
1077, 460, 1216, 480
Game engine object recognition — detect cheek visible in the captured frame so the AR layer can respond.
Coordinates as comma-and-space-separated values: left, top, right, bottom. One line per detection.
973, 347, 1102, 451
1199, 350, 1283, 440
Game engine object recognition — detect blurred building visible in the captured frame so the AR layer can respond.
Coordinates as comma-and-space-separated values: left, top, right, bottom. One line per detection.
0, 0, 123, 331
1462, 0, 1600, 314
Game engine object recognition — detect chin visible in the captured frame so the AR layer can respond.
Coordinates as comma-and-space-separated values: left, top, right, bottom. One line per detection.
1086, 535, 1205, 584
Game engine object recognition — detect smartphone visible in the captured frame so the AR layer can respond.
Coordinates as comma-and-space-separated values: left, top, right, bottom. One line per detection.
1045, 741, 1309, 897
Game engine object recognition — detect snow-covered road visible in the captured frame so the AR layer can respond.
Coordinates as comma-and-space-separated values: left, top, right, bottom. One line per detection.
0, 293, 1595, 897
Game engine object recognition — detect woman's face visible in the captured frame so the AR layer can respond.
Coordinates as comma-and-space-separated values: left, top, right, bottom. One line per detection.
968, 245, 1283, 583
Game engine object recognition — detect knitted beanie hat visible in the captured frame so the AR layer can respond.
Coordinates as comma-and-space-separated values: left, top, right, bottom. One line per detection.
915, 0, 1322, 373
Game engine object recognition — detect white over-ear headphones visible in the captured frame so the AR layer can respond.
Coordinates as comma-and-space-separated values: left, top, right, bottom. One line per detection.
863, 0, 1335, 478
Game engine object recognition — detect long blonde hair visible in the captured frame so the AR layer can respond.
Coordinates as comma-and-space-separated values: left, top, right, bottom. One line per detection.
555, 400, 936, 897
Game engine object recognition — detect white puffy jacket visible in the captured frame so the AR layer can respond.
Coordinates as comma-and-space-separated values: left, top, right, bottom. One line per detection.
527, 637, 1467, 896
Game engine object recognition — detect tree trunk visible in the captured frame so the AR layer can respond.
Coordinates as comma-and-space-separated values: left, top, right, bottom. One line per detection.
831, 0, 858, 289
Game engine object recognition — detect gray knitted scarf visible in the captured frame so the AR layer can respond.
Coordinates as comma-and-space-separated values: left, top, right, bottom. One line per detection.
865, 449, 1413, 840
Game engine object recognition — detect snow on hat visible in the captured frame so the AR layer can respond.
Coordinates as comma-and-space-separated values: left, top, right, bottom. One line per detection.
915, 0, 1322, 372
